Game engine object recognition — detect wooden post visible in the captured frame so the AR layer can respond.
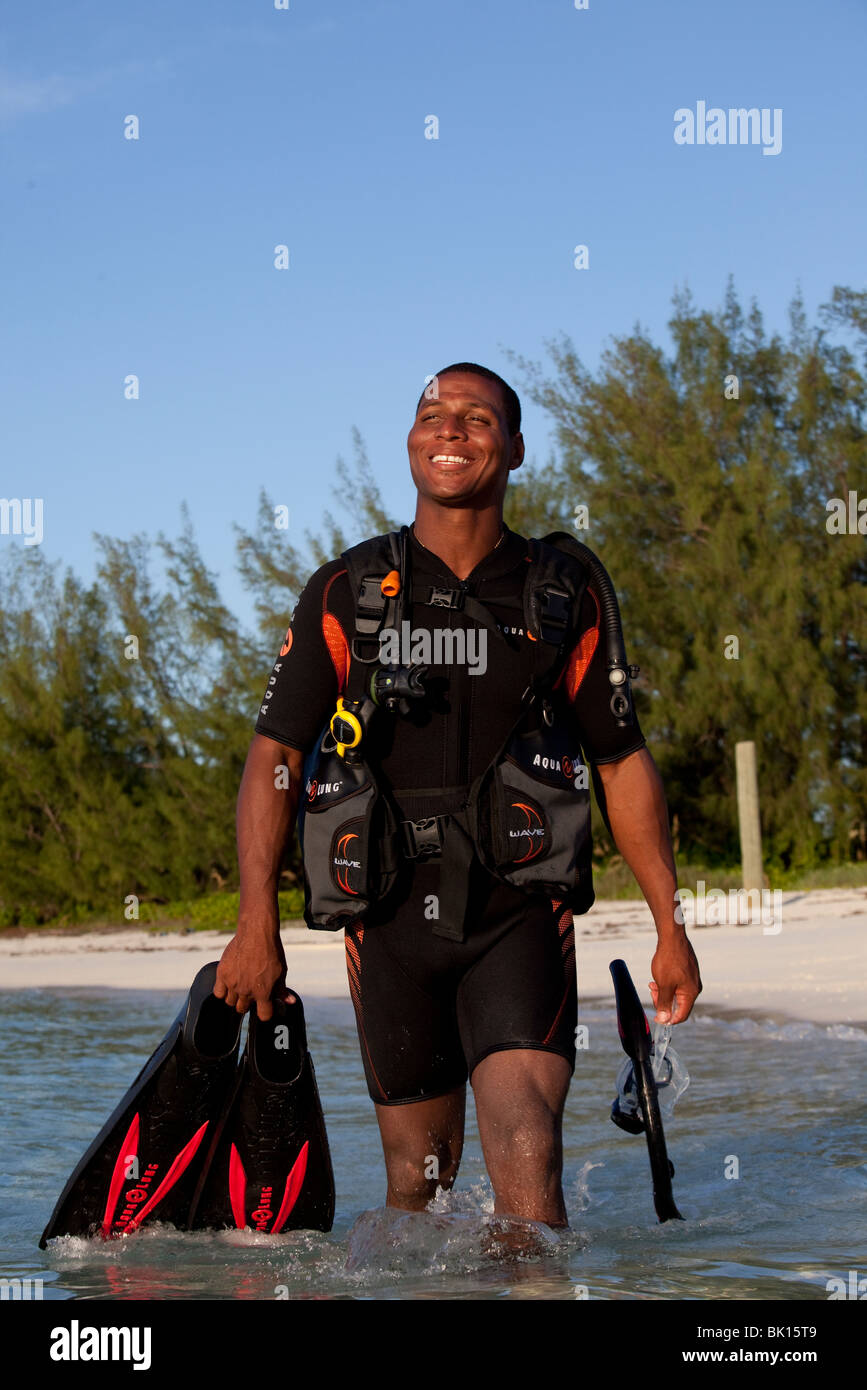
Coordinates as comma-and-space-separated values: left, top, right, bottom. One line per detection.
735, 740, 763, 893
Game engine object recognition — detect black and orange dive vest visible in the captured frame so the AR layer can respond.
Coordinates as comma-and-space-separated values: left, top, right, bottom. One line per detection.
297, 528, 638, 942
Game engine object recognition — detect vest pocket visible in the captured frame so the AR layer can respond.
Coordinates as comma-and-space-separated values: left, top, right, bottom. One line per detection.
298, 747, 401, 929
479, 721, 593, 905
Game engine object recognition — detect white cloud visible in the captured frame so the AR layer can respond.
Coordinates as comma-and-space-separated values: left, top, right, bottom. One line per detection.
0, 57, 175, 124
0, 69, 91, 119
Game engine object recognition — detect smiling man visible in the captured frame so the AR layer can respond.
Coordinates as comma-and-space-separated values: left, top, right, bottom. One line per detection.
215, 363, 701, 1229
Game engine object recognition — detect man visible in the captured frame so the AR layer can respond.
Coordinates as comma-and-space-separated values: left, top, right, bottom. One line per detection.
215, 363, 701, 1228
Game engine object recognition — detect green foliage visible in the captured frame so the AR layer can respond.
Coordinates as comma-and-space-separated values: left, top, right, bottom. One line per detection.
0, 517, 264, 924
506, 280, 867, 869
136, 889, 306, 930
11, 890, 307, 934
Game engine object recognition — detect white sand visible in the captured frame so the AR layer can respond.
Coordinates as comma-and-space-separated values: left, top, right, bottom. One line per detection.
1, 888, 864, 1026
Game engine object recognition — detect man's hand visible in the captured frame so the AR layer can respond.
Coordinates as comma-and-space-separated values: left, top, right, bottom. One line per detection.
214, 927, 294, 1021
649, 933, 702, 1024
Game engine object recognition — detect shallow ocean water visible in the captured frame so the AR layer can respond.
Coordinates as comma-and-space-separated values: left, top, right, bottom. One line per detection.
1, 986, 865, 1301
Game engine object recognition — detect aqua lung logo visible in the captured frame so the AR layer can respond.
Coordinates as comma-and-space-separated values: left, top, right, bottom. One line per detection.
532, 752, 587, 786
251, 1186, 274, 1231
307, 778, 342, 802
116, 1162, 159, 1229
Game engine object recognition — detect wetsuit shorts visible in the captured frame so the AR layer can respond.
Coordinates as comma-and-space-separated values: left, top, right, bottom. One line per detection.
344, 858, 577, 1105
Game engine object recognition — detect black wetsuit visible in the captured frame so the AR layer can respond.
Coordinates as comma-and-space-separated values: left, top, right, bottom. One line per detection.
255, 525, 645, 1104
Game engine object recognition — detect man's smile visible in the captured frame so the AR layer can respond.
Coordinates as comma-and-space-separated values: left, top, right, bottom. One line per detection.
430, 453, 476, 469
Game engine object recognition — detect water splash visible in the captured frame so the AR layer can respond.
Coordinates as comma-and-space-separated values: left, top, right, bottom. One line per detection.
344, 1207, 561, 1278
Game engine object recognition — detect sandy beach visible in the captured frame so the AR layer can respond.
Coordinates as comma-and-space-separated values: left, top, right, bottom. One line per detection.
2, 888, 864, 1026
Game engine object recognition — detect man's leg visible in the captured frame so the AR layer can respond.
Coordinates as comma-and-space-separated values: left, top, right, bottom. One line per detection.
374, 1087, 466, 1210
471, 1049, 572, 1227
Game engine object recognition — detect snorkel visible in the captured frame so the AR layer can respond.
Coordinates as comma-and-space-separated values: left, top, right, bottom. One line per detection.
609, 958, 684, 1223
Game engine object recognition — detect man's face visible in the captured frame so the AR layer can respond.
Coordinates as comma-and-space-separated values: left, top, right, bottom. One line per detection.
406, 371, 524, 507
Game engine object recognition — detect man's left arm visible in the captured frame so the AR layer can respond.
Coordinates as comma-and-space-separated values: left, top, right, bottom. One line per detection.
593, 747, 702, 1024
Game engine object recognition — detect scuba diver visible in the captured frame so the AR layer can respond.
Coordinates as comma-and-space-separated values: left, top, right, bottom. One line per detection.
214, 363, 702, 1228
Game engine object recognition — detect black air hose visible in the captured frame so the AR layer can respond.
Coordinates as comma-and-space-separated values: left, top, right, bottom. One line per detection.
544, 533, 639, 727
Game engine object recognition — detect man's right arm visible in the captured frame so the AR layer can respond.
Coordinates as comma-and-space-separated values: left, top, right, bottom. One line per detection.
214, 558, 347, 1017
213, 734, 305, 1020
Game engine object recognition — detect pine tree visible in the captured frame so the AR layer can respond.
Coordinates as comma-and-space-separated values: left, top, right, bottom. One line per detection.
506, 281, 867, 867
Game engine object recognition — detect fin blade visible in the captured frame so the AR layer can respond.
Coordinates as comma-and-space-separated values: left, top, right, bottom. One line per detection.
123, 1122, 210, 1233
229, 1143, 247, 1229
101, 1114, 141, 1237
271, 1142, 309, 1234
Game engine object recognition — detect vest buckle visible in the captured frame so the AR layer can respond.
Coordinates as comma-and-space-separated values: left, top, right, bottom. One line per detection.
427, 586, 465, 610
401, 816, 446, 859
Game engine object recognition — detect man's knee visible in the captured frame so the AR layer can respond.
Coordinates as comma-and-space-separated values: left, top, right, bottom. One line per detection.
484, 1115, 562, 1172
473, 1065, 567, 1177
479, 1113, 566, 1225
384, 1142, 460, 1203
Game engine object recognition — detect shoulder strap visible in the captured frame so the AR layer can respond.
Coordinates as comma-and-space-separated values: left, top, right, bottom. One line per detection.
341, 528, 407, 702
538, 531, 639, 726
520, 536, 590, 691
341, 529, 404, 644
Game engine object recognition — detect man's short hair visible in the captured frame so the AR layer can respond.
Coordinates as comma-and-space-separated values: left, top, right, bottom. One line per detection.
416, 363, 522, 436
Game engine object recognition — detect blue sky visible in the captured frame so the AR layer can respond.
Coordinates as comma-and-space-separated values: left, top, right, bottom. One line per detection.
3, 0, 865, 627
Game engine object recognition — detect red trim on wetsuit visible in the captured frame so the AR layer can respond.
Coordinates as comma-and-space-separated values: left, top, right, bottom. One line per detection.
543, 900, 576, 1046
556, 587, 600, 703
322, 569, 350, 692
345, 923, 388, 1101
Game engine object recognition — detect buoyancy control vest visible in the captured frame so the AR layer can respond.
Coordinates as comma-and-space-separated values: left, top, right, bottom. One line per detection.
296, 527, 639, 941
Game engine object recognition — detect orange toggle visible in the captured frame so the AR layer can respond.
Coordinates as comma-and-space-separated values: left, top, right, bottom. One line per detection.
381, 570, 401, 597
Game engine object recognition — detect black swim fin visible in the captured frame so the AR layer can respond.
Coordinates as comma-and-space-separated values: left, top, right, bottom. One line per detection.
187, 991, 335, 1234
39, 962, 243, 1248
609, 958, 684, 1223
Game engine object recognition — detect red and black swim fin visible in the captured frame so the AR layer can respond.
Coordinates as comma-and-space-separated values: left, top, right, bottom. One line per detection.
38, 962, 243, 1247
187, 991, 335, 1234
